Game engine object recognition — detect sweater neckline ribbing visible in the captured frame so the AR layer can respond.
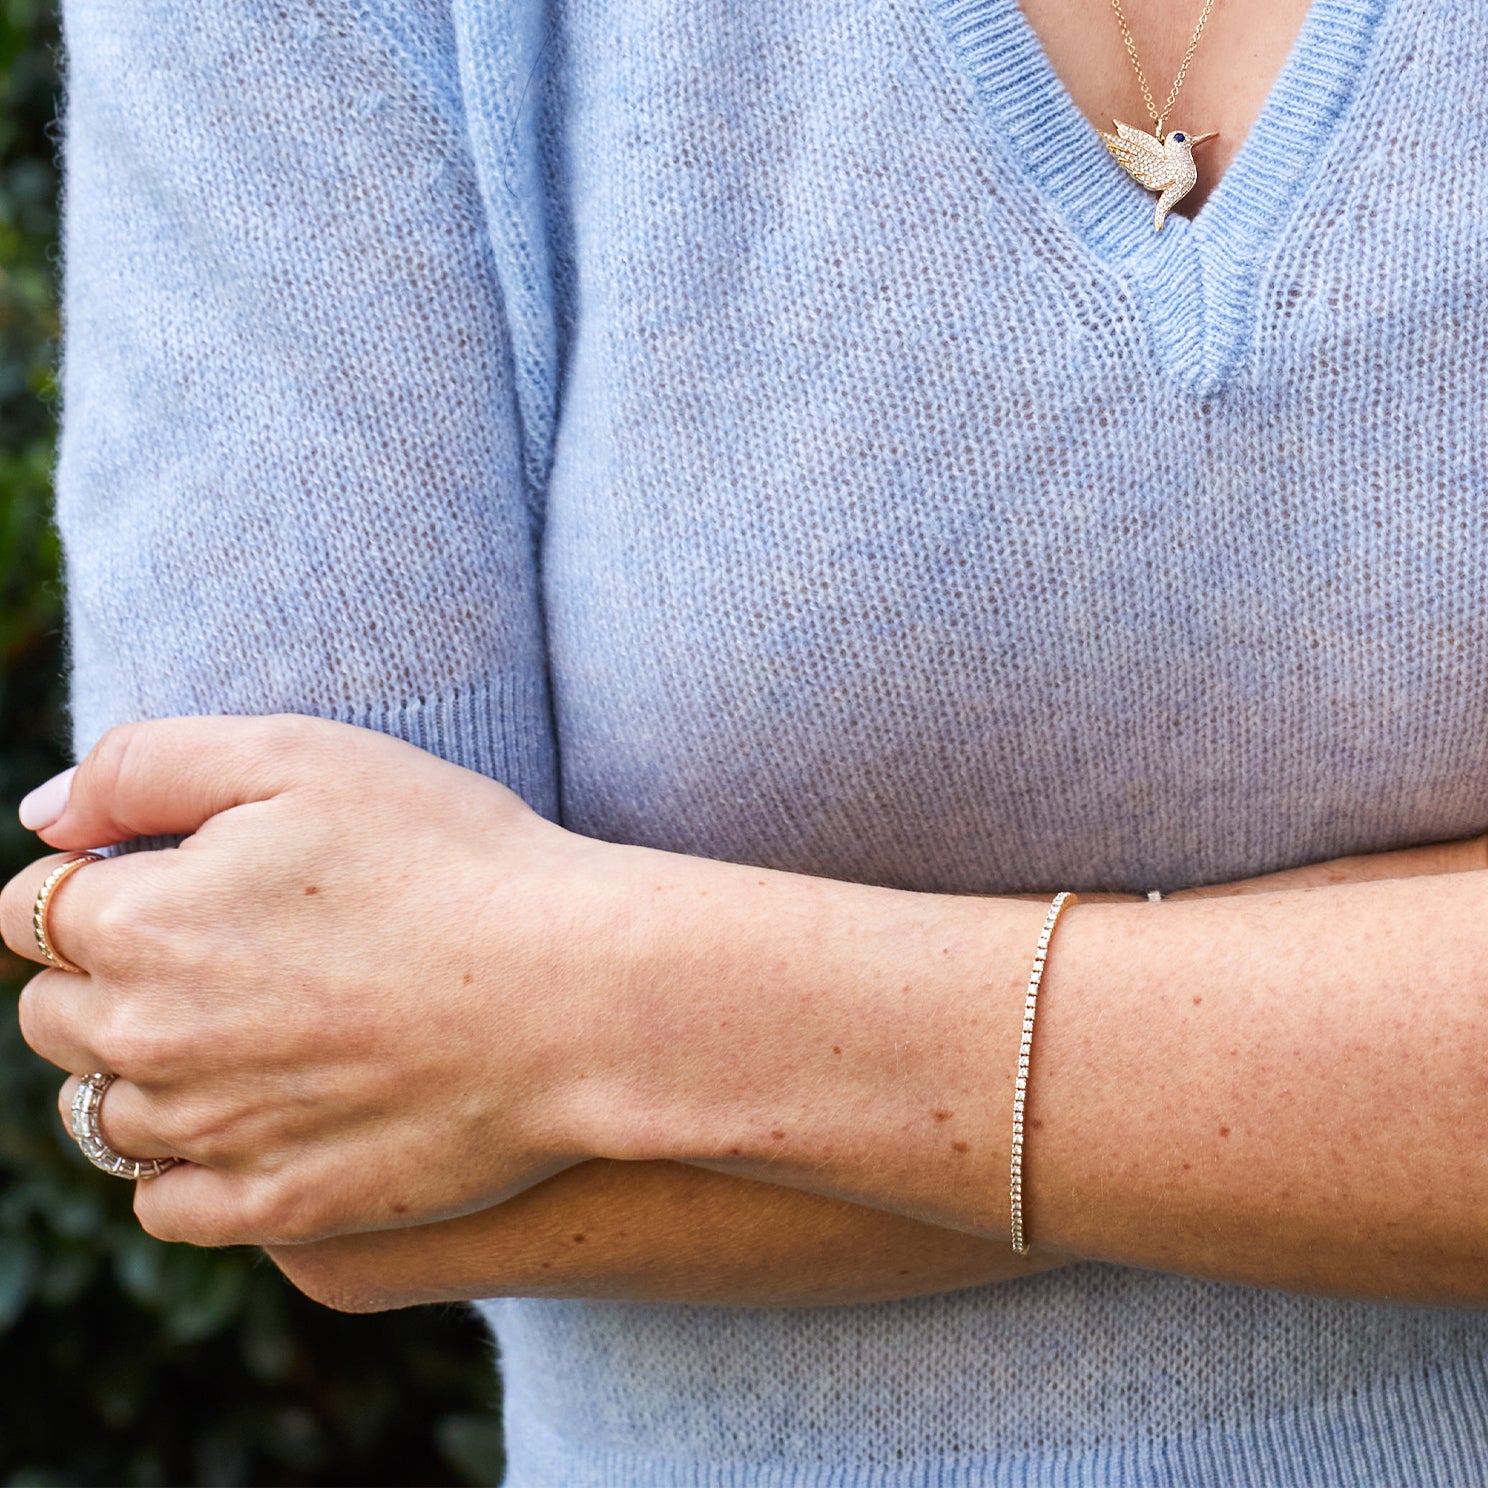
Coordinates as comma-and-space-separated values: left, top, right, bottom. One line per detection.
924, 0, 1401, 394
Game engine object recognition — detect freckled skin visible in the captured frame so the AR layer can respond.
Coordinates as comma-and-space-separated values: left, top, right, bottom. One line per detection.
932, 1109, 953, 1123
1218, 1127, 1231, 1138
770, 1130, 786, 1141
1192, 995, 1203, 1006
304, 884, 320, 895
952, 1141, 970, 1154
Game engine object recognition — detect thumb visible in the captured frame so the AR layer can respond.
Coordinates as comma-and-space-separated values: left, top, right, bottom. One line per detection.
19, 714, 316, 850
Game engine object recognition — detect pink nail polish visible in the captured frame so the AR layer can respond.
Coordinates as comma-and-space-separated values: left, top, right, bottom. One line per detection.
19, 765, 78, 831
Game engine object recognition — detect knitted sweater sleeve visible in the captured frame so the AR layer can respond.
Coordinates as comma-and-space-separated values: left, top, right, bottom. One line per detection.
55, 0, 557, 819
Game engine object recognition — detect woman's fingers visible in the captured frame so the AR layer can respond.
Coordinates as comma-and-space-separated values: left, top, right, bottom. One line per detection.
56, 1074, 183, 1163
21, 714, 330, 853
131, 1162, 280, 1248
19, 969, 107, 1071
0, 852, 117, 973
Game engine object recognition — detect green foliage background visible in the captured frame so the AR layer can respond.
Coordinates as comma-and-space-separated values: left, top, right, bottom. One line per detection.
0, 5, 505, 1482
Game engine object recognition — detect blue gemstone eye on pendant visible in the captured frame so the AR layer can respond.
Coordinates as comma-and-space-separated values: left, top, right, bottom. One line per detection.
1172, 131, 1186, 141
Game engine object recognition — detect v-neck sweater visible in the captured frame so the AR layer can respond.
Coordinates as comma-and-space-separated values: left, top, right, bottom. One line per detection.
55, 0, 1488, 1481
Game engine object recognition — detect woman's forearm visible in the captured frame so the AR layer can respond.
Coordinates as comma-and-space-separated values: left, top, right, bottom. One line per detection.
266, 838, 1483, 1313
267, 1158, 1070, 1313
21, 718, 1484, 1311
1031, 874, 1488, 1304
584, 854, 1488, 1308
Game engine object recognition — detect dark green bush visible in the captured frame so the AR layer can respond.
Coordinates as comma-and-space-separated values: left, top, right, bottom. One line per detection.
1, 5, 504, 1482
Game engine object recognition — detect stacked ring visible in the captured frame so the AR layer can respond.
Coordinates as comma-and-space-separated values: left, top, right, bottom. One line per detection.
32, 852, 104, 974
70, 1073, 179, 1181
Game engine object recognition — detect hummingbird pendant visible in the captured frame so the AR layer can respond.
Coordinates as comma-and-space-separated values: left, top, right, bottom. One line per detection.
1098, 121, 1219, 232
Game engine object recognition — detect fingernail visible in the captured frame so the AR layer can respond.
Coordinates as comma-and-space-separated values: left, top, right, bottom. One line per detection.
19, 765, 78, 831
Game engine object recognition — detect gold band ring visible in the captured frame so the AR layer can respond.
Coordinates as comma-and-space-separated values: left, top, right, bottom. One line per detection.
32, 853, 104, 974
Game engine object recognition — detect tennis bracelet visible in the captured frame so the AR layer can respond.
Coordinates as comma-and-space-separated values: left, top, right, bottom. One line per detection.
1009, 890, 1079, 1256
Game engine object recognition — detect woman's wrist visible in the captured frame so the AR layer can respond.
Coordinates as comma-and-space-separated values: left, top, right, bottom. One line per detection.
582, 841, 1049, 1238
581, 844, 1488, 1304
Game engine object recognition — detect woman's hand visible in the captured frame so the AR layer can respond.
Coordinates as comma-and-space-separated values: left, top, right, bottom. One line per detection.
0, 715, 625, 1247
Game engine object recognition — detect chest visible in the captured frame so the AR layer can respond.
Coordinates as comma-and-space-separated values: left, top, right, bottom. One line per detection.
1014, 0, 1318, 217
464, 0, 1488, 888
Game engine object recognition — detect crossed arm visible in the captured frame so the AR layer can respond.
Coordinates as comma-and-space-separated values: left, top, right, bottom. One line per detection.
6, 718, 1487, 1319
267, 834, 1488, 1314
268, 1158, 1067, 1314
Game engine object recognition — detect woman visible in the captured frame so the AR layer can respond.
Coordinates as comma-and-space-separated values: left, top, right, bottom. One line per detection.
4, 0, 1487, 1480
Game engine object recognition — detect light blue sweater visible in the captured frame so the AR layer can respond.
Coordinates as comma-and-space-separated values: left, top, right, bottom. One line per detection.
57, 0, 1488, 1481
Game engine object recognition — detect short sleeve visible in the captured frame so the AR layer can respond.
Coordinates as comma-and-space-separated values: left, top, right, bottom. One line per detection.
55, 0, 557, 818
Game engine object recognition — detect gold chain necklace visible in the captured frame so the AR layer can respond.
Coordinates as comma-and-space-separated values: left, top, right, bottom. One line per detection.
1098, 0, 1222, 232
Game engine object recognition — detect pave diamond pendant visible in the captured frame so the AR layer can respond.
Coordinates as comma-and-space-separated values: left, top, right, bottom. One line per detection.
1098, 120, 1219, 232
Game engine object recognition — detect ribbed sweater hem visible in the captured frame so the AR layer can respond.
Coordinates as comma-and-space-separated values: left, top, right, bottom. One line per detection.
502, 1348, 1488, 1487
351, 670, 558, 819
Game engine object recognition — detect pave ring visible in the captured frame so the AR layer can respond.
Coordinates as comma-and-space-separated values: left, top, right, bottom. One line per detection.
32, 852, 104, 974
70, 1073, 180, 1181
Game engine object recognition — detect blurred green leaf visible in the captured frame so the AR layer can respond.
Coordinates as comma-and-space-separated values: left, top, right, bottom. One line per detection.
34, 1239, 97, 1306
0, 1231, 36, 1328
159, 1246, 251, 1343
438, 1413, 508, 1487
113, 1229, 168, 1307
